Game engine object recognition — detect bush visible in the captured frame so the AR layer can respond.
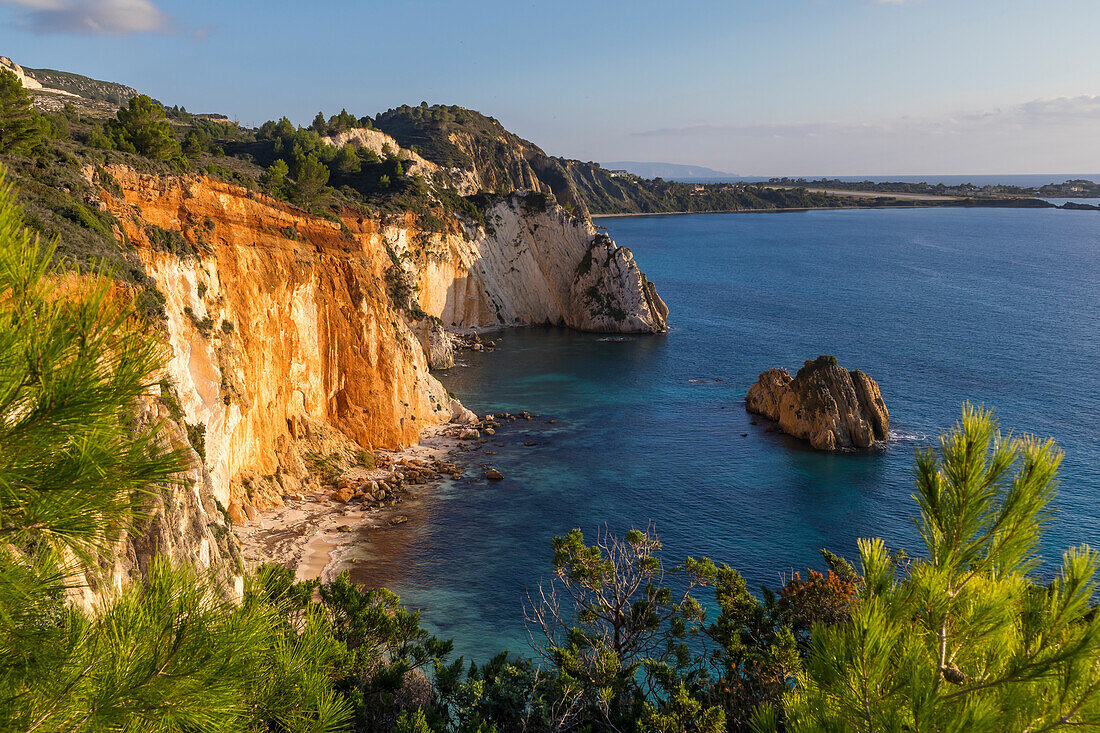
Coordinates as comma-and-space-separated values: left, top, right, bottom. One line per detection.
145, 223, 196, 258
185, 422, 206, 462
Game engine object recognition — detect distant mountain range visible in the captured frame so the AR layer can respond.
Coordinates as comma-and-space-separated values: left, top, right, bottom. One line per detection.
601, 161, 739, 180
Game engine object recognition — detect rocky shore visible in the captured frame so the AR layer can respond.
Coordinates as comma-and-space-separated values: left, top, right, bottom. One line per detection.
234, 409, 542, 580
233, 423, 464, 581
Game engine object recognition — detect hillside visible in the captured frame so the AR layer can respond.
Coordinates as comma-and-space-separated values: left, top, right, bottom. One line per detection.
23, 65, 139, 104
372, 104, 923, 215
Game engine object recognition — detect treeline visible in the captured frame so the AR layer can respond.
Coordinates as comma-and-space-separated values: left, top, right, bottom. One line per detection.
252, 115, 426, 207
2, 171, 1099, 730
374, 103, 528, 171
767, 176, 1100, 199
568, 171, 896, 215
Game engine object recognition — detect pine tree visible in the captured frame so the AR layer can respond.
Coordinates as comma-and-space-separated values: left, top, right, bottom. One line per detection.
109, 94, 180, 160
333, 144, 361, 177
775, 404, 1100, 732
0, 68, 43, 155
291, 153, 330, 204
261, 158, 290, 195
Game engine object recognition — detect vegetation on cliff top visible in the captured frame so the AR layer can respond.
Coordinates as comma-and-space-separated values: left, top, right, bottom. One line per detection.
374, 103, 539, 173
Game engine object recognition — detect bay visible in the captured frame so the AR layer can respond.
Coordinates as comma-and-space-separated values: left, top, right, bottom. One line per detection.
352, 207, 1100, 663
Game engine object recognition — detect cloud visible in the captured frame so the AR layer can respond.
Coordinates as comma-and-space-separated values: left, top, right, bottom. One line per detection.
0, 0, 171, 35
631, 95, 1100, 140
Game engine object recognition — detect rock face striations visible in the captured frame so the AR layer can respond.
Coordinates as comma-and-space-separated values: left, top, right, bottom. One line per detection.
90, 165, 667, 532
746, 355, 889, 451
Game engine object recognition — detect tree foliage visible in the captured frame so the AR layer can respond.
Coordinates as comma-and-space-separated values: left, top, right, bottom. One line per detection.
291, 152, 330, 204
106, 94, 181, 160
777, 405, 1100, 732
0, 68, 44, 155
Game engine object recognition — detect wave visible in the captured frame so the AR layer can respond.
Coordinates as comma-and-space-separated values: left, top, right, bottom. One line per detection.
891, 429, 932, 443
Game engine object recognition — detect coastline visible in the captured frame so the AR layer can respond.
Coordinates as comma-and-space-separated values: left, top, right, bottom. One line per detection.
591, 204, 946, 218
235, 423, 468, 582
589, 199, 1065, 218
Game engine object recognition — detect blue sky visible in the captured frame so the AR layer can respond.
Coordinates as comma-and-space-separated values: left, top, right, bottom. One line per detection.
2, 0, 1099, 175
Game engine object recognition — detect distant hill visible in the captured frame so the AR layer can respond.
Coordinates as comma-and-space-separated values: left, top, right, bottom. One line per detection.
22, 65, 139, 105
373, 105, 871, 215
601, 161, 738, 180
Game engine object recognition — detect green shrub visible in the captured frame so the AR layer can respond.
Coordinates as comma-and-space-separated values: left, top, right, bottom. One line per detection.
145, 224, 196, 258
185, 421, 206, 462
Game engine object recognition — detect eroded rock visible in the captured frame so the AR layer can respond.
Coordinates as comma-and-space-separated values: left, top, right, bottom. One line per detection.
746, 355, 890, 451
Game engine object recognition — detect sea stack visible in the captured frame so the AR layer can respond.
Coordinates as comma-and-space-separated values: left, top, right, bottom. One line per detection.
746, 355, 889, 451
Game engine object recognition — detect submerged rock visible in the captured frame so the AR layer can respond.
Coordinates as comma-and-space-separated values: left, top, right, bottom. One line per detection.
746, 355, 889, 451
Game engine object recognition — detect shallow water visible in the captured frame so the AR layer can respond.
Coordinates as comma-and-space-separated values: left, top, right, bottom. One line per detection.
351, 207, 1100, 663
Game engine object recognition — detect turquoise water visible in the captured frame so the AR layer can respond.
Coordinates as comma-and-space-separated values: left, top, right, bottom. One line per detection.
352, 207, 1100, 663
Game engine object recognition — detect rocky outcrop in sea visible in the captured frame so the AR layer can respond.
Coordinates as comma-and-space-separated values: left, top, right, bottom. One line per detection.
746, 355, 889, 451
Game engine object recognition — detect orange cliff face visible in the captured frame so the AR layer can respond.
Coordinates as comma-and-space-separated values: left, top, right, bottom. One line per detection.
92, 166, 456, 512
90, 166, 668, 519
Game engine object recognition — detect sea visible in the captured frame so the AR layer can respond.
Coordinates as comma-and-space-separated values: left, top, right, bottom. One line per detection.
351, 206, 1100, 664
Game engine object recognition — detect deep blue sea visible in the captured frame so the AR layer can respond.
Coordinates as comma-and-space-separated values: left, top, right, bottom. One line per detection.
352, 207, 1100, 664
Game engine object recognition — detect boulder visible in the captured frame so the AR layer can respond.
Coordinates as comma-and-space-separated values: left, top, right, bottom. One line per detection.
746, 355, 890, 451
450, 399, 479, 425
331, 486, 356, 503
486, 468, 504, 481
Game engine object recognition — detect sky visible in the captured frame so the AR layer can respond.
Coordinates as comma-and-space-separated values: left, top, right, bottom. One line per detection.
2, 0, 1099, 175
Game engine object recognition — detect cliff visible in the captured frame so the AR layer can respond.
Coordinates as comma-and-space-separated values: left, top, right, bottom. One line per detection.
746, 355, 890, 451
90, 166, 666, 535
406, 194, 667, 332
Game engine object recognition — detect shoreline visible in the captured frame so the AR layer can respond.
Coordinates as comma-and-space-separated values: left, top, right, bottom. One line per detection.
590, 205, 939, 218
235, 423, 469, 582
590, 199, 1071, 218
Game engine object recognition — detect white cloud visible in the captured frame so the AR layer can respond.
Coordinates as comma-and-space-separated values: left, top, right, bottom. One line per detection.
0, 0, 171, 35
